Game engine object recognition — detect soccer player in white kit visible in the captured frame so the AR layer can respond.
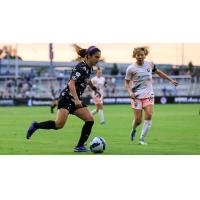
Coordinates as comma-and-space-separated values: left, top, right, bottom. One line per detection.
125, 47, 178, 145
91, 67, 107, 124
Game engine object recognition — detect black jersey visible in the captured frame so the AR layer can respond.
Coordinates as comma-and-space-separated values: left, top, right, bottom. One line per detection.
60, 61, 92, 99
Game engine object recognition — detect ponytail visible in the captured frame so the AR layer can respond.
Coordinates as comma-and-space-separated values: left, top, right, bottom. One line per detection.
73, 44, 87, 58
73, 44, 101, 58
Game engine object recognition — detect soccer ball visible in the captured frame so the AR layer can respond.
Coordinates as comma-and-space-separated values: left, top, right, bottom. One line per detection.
89, 136, 106, 153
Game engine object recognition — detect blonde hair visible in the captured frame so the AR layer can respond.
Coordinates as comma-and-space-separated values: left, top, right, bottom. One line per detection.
132, 46, 149, 58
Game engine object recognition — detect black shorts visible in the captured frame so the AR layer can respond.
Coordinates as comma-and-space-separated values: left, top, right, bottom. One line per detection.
57, 96, 87, 114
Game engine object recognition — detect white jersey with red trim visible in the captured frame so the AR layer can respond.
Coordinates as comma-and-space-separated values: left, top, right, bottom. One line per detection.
125, 61, 156, 99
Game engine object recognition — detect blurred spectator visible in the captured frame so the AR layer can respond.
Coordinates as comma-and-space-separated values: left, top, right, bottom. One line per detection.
172, 65, 179, 75
110, 77, 117, 96
2, 45, 22, 60
11, 48, 22, 60
162, 87, 167, 96
104, 77, 110, 97
0, 49, 3, 74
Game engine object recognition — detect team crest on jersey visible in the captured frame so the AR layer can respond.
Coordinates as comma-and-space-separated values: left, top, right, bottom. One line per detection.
147, 68, 150, 72
75, 72, 81, 77
72, 76, 76, 80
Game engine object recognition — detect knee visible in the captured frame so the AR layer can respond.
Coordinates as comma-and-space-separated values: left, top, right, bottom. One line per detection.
86, 115, 94, 122
55, 121, 65, 129
146, 114, 153, 120
135, 118, 142, 125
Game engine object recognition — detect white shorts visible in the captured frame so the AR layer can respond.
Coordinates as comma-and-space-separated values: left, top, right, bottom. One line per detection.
131, 97, 154, 110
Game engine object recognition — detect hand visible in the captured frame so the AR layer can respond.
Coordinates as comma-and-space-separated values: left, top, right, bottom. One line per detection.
170, 79, 179, 87
94, 90, 101, 98
129, 92, 136, 99
74, 99, 82, 108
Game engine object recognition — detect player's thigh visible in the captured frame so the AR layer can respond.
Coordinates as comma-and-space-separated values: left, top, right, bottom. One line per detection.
133, 108, 143, 122
131, 99, 143, 121
55, 108, 69, 127
74, 107, 94, 122
96, 103, 103, 110
143, 105, 154, 120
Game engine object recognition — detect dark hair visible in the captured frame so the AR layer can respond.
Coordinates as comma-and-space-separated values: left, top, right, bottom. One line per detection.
73, 44, 101, 58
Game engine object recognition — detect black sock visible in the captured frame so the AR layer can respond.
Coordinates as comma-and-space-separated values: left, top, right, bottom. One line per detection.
36, 120, 57, 130
77, 121, 94, 147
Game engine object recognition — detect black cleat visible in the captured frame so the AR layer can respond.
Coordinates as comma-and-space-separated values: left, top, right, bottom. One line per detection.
130, 129, 136, 141
74, 146, 91, 152
26, 122, 38, 139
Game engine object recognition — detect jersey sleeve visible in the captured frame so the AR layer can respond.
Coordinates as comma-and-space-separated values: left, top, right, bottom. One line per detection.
70, 66, 82, 81
125, 65, 133, 80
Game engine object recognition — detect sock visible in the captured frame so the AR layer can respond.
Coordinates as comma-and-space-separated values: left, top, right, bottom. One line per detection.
51, 104, 56, 113
91, 109, 97, 115
98, 109, 105, 123
36, 120, 57, 130
77, 121, 94, 147
132, 120, 139, 131
139, 120, 152, 141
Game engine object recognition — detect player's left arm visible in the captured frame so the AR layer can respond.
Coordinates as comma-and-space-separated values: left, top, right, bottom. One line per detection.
154, 67, 179, 86
88, 80, 101, 97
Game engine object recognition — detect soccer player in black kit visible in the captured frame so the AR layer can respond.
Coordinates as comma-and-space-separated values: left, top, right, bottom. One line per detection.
26, 45, 101, 152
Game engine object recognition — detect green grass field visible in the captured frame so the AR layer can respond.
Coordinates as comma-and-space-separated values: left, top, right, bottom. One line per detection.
0, 104, 200, 155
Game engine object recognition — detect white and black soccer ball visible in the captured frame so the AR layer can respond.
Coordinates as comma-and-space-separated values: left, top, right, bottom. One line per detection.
89, 136, 106, 153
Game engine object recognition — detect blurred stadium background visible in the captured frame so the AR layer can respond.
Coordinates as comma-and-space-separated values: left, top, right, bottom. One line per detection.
0, 43, 200, 106
0, 43, 200, 155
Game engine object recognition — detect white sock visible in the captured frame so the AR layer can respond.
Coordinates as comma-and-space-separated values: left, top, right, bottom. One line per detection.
91, 109, 97, 115
98, 109, 105, 123
139, 120, 152, 141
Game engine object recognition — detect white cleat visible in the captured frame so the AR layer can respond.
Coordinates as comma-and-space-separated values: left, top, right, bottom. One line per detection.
138, 140, 147, 145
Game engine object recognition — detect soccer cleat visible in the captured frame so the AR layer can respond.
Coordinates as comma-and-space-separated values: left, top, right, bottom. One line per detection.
74, 146, 91, 152
100, 121, 106, 125
130, 129, 136, 141
138, 139, 147, 145
26, 122, 38, 139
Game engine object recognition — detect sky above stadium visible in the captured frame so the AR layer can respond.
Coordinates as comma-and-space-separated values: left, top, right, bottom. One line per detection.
1, 43, 200, 66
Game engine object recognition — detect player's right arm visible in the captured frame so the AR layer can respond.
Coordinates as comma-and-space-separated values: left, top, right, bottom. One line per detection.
125, 79, 135, 99
125, 65, 135, 99
68, 80, 82, 108
68, 66, 83, 108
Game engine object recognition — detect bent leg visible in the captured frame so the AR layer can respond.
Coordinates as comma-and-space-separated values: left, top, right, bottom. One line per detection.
54, 108, 69, 129
139, 105, 153, 144
74, 107, 94, 147
37, 108, 69, 130
97, 103, 105, 124
130, 108, 143, 141
26, 108, 69, 139
91, 104, 98, 115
